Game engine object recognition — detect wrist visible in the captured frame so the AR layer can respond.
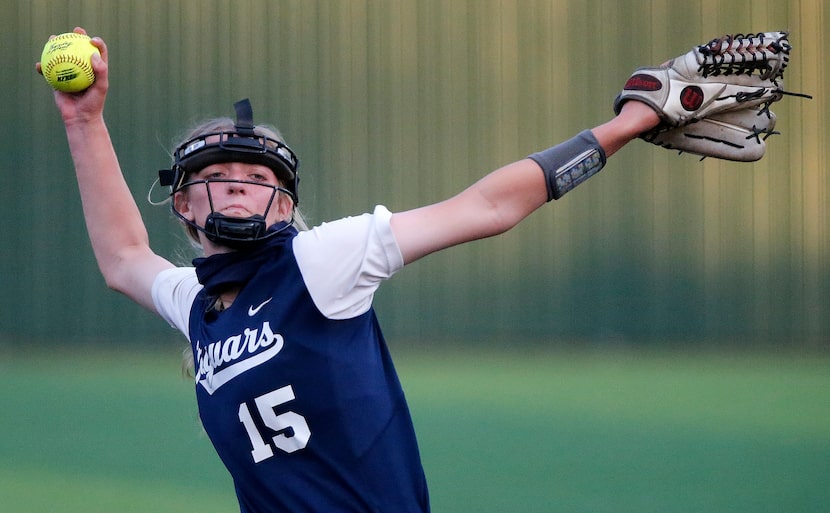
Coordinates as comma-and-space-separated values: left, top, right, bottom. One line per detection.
617, 100, 661, 135
63, 112, 106, 130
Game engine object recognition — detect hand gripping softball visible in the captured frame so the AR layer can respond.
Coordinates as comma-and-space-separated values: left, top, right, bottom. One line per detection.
615, 31, 810, 161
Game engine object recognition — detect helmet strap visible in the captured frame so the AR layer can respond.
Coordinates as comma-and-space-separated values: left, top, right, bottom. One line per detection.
233, 99, 256, 136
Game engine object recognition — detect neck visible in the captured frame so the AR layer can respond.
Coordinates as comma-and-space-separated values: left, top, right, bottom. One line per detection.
214, 289, 239, 311
192, 221, 299, 298
202, 239, 236, 257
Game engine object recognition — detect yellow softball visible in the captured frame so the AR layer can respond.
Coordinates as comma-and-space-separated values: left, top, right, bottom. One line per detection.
40, 32, 100, 93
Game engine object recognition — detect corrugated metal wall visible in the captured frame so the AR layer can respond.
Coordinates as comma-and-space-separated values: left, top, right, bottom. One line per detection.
2, 0, 827, 347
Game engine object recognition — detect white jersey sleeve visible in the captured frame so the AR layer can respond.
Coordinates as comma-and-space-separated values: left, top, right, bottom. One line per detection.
293, 205, 404, 319
151, 267, 202, 339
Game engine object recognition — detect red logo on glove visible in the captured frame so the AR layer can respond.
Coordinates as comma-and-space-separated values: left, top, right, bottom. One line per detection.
623, 74, 663, 91
680, 86, 704, 111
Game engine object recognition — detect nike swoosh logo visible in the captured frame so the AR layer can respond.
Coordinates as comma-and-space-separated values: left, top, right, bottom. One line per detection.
248, 298, 272, 317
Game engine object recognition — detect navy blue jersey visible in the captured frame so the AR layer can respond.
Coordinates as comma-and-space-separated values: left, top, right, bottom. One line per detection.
184, 230, 429, 513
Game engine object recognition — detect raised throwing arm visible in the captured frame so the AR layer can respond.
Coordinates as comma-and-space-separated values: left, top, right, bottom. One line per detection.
38, 28, 173, 312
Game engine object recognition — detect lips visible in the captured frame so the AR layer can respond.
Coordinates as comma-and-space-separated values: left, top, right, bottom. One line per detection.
220, 205, 254, 216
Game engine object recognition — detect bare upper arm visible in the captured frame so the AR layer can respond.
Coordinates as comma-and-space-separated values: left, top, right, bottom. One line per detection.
390, 159, 547, 264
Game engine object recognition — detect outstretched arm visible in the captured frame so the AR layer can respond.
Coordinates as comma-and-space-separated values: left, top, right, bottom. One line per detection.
390, 101, 659, 264
38, 28, 173, 312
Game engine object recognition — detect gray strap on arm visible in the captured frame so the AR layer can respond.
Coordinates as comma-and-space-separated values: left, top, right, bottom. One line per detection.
528, 130, 607, 201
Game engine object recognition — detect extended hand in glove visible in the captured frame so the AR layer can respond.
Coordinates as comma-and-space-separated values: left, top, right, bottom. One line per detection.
615, 31, 810, 161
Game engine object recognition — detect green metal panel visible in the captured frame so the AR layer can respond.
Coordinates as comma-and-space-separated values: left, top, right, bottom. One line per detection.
2, 0, 827, 347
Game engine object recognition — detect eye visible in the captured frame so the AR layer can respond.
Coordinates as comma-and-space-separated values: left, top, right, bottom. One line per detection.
197, 168, 226, 180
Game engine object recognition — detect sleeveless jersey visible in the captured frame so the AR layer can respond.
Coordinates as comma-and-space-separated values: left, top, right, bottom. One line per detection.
152, 208, 430, 513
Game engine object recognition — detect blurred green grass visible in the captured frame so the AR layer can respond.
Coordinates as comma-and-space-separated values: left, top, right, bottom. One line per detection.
1, 347, 828, 513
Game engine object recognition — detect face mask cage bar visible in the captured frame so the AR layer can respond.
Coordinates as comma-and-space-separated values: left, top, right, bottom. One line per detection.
171, 178, 296, 249
156, 99, 301, 249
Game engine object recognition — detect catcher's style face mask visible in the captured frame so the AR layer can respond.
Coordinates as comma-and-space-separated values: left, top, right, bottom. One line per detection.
159, 99, 300, 249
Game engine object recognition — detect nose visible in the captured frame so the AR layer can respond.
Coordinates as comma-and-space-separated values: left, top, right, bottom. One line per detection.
204, 178, 248, 199
222, 172, 255, 194
225, 180, 246, 193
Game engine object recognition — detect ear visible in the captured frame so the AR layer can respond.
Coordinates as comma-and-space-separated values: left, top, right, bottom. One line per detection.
173, 191, 195, 221
277, 192, 295, 221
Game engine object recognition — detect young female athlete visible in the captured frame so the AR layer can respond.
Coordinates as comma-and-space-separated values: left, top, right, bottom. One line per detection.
39, 28, 659, 513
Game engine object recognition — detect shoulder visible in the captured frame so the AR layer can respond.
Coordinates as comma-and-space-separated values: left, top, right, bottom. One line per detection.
151, 267, 202, 337
295, 205, 396, 250
293, 206, 403, 319
152, 266, 200, 293
293, 205, 401, 269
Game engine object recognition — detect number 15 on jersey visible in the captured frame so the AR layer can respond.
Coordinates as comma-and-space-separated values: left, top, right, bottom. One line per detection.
238, 385, 311, 463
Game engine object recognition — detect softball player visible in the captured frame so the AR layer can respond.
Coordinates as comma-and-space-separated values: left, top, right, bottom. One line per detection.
40, 28, 659, 513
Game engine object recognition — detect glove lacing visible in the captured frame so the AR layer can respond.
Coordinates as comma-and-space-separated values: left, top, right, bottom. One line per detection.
697, 31, 790, 81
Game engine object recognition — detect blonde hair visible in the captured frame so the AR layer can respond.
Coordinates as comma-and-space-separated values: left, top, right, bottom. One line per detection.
171, 117, 308, 248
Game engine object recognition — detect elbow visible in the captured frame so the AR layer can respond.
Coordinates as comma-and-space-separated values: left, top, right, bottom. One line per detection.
490, 210, 522, 237
101, 268, 129, 295
461, 207, 520, 243
479, 197, 530, 238
472, 183, 539, 238
96, 247, 144, 295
